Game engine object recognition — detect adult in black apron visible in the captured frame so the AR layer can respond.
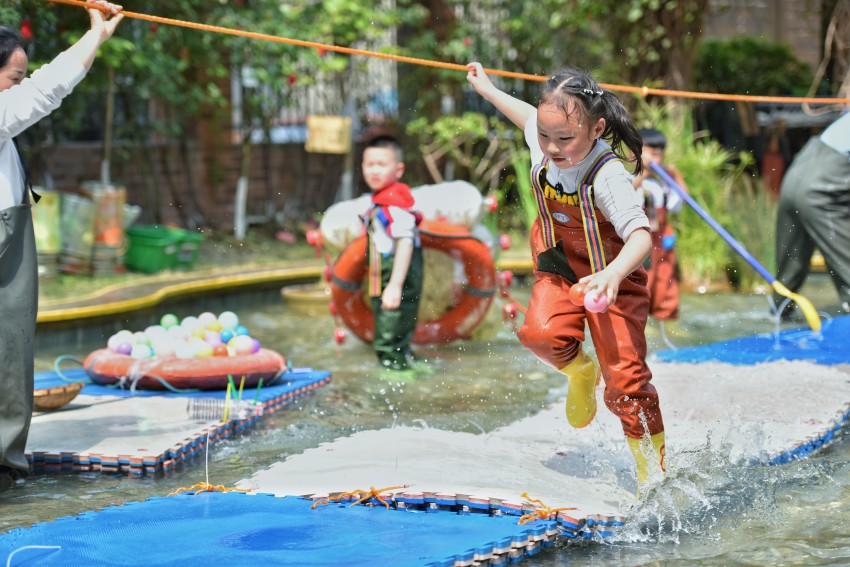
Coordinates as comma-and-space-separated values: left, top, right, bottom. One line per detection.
0, 189, 37, 487
0, 0, 124, 494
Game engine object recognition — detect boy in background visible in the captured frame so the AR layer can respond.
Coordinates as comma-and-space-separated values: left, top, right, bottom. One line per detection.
634, 128, 687, 323
360, 136, 424, 373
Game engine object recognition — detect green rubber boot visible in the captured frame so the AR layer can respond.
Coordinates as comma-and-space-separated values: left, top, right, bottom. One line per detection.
560, 349, 600, 428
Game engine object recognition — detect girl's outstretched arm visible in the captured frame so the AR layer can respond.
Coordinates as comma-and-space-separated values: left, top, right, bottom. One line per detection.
466, 62, 535, 129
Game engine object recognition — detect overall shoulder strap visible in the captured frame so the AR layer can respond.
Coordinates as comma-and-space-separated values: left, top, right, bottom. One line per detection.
530, 157, 558, 250
578, 151, 618, 273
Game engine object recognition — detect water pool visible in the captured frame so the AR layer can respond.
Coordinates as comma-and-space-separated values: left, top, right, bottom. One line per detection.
7, 274, 850, 565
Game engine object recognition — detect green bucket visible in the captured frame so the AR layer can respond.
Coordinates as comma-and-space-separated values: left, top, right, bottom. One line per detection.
125, 226, 181, 273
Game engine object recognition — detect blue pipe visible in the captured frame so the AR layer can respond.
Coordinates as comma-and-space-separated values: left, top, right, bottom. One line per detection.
648, 162, 776, 284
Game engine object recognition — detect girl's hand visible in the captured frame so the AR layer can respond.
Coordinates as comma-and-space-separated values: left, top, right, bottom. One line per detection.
466, 62, 497, 97
578, 266, 624, 313
87, 0, 124, 44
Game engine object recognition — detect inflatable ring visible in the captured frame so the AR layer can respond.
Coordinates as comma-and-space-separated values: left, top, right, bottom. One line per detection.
83, 348, 287, 391
330, 219, 497, 345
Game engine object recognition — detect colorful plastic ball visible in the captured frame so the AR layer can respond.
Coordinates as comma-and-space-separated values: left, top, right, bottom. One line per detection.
190, 325, 207, 339
107, 334, 124, 352
166, 325, 188, 341
219, 329, 235, 344
180, 316, 199, 330
218, 311, 239, 330
197, 312, 217, 328
152, 339, 175, 359
206, 319, 223, 333
251, 338, 262, 353
499, 234, 512, 250
502, 303, 519, 320
194, 341, 214, 359
232, 334, 255, 355
584, 291, 609, 313
568, 282, 587, 307
144, 325, 167, 340
498, 270, 513, 288
212, 344, 229, 357
130, 344, 153, 359
204, 330, 223, 347
116, 342, 133, 356
109, 329, 133, 348
333, 327, 346, 345
160, 313, 179, 329
234, 325, 250, 337
175, 341, 196, 359
133, 331, 150, 346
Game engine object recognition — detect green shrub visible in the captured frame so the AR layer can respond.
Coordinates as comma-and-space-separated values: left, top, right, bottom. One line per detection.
635, 102, 777, 291
694, 37, 813, 96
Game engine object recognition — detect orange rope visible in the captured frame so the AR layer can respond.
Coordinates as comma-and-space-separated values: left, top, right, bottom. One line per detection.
517, 492, 577, 525
167, 481, 250, 496
50, 0, 850, 105
310, 484, 409, 509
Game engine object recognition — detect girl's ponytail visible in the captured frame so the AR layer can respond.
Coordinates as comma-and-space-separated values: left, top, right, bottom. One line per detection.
598, 91, 643, 175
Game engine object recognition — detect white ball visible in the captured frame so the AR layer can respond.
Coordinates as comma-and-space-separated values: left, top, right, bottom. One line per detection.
218, 311, 239, 330
130, 344, 153, 359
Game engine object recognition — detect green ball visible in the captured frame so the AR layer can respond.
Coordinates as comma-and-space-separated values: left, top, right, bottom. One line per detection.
160, 313, 179, 329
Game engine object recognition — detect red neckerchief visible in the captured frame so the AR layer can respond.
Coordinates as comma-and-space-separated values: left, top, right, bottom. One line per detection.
371, 182, 414, 208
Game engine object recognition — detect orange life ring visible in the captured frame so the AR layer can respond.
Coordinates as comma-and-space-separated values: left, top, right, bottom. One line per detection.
83, 348, 287, 390
330, 219, 497, 345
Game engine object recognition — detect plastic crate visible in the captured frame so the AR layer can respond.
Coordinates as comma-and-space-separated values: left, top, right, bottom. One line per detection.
169, 228, 205, 269
124, 226, 181, 273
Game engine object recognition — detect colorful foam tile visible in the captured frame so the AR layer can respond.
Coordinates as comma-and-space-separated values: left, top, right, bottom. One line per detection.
0, 491, 559, 567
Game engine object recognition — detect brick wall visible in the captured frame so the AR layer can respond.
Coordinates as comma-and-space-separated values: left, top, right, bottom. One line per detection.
704, 0, 822, 67
32, 141, 347, 231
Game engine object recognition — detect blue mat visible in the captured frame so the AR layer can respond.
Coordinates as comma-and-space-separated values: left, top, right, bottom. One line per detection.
653, 315, 850, 366
34, 366, 330, 403
0, 492, 557, 566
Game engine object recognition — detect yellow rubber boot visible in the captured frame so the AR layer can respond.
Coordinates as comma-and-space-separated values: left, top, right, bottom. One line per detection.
626, 431, 667, 496
560, 349, 600, 428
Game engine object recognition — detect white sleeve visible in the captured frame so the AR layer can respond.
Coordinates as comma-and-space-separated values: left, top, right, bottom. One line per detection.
592, 161, 650, 240
387, 207, 416, 241
0, 52, 87, 140
523, 111, 546, 164
666, 186, 684, 213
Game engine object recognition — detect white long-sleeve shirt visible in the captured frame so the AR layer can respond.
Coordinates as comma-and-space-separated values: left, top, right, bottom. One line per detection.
1, 51, 86, 210
524, 112, 649, 241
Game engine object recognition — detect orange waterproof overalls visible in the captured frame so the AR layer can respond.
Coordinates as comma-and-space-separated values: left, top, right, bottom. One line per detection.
646, 205, 680, 321
517, 153, 665, 439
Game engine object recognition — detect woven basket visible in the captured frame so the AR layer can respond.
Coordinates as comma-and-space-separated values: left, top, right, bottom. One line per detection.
33, 382, 84, 411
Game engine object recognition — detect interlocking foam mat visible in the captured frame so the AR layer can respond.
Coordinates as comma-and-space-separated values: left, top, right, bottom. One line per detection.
0, 491, 558, 567
13, 321, 850, 566
27, 368, 331, 476
652, 315, 850, 365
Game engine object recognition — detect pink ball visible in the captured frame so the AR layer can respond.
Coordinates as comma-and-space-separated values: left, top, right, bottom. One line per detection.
232, 334, 255, 356
584, 291, 609, 313
251, 338, 262, 353
204, 330, 223, 347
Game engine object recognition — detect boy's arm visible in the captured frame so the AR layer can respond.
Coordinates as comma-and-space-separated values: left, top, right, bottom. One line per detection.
466, 62, 536, 129
381, 238, 414, 310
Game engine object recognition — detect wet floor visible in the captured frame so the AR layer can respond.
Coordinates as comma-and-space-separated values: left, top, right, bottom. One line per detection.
4, 273, 849, 565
